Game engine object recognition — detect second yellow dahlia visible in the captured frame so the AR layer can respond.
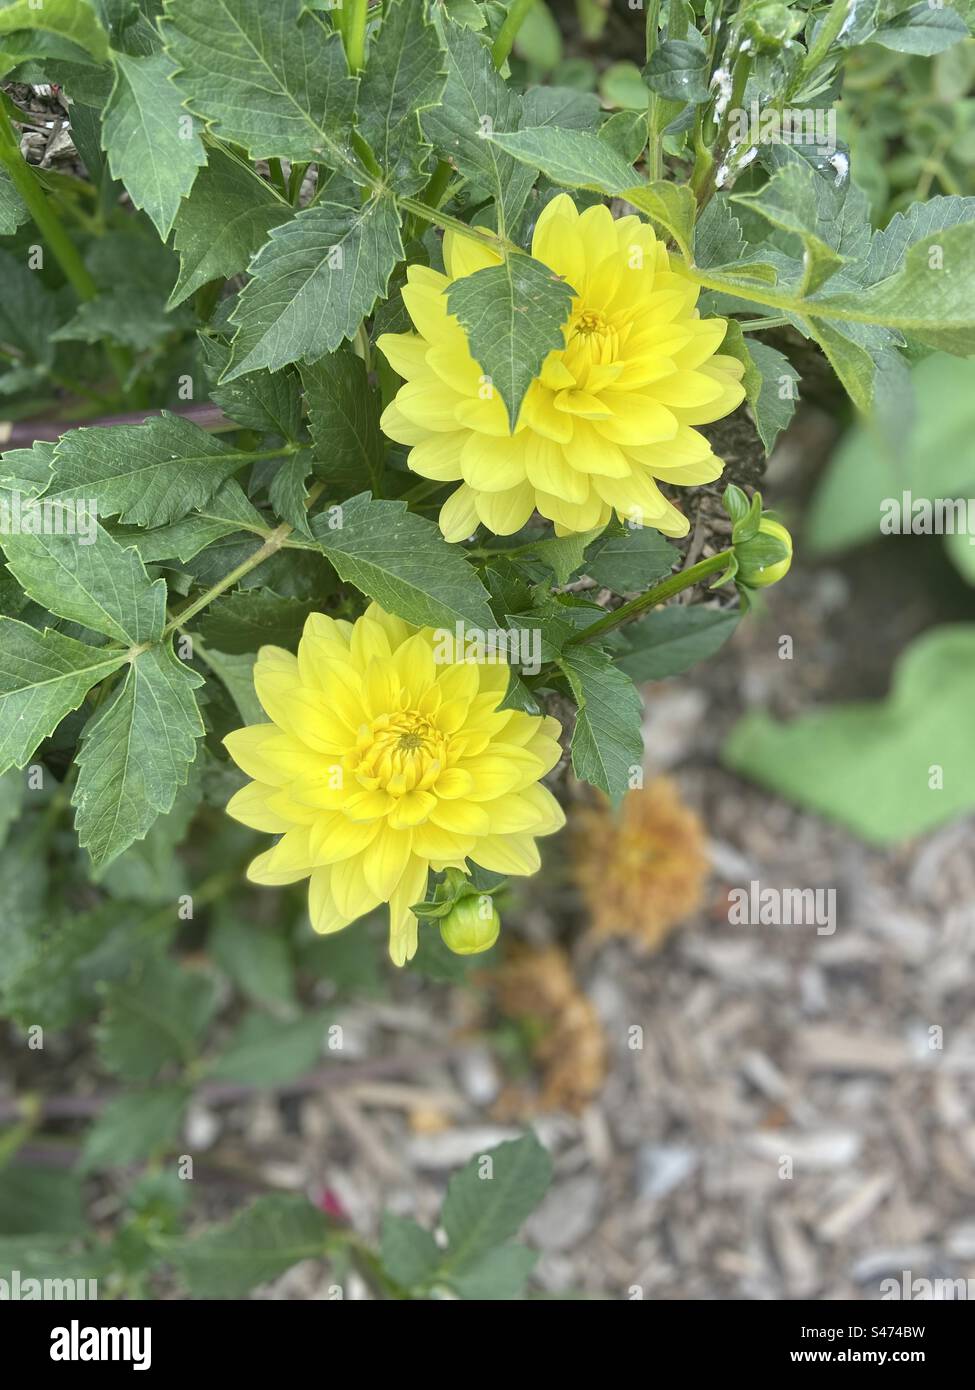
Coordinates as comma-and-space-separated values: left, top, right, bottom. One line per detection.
378, 193, 746, 542
223, 604, 565, 965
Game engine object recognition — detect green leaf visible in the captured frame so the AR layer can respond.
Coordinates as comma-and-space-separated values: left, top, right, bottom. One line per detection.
0, 167, 27, 235
96, 955, 218, 1080
357, 0, 445, 195
446, 255, 574, 429
171, 1194, 329, 1298
0, 249, 57, 374
72, 643, 205, 870
559, 644, 644, 805
723, 626, 975, 845
210, 915, 295, 1009
301, 351, 383, 495
197, 646, 263, 726
225, 187, 403, 378
530, 526, 604, 586
486, 125, 639, 196
169, 146, 292, 307
861, 195, 975, 286
199, 589, 317, 654
619, 605, 740, 681
124, 480, 270, 564
873, 2, 969, 55
419, 16, 532, 230
623, 181, 695, 260
97, 773, 201, 903
446, 1243, 538, 1299
585, 526, 676, 593
102, 49, 206, 238
2, 519, 166, 645
80, 1086, 190, 1172
0, 1168, 84, 1236
206, 1012, 326, 1086
740, 339, 799, 454
380, 1213, 441, 1291
311, 492, 496, 631
268, 451, 313, 534
731, 161, 849, 295
48, 412, 250, 528
0, 0, 109, 64
643, 36, 709, 103
440, 1132, 552, 1273
200, 336, 303, 441
161, 0, 357, 165
0, 619, 127, 774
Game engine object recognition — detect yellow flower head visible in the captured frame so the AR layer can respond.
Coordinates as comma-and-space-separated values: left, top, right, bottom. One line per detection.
377, 193, 746, 543
223, 604, 565, 965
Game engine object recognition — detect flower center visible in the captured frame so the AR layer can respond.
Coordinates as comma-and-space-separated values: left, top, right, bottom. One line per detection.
351, 711, 447, 795
567, 305, 620, 372
574, 309, 605, 338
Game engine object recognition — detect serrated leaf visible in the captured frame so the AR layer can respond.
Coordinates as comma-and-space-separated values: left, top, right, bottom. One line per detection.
559, 644, 644, 805
170, 146, 292, 307
623, 181, 695, 260
124, 479, 269, 564
643, 35, 709, 102
171, 1194, 329, 1298
200, 336, 303, 441
0, 619, 127, 774
311, 492, 495, 631
268, 451, 313, 533
102, 49, 206, 238
301, 351, 383, 494
73, 643, 205, 869
446, 255, 574, 429
97, 954, 217, 1080
619, 605, 740, 681
2, 520, 165, 645
357, 0, 445, 195
380, 1213, 441, 1291
199, 589, 317, 653
486, 125, 639, 196
743, 339, 799, 453
161, 0, 357, 165
530, 526, 603, 586
0, 167, 27, 235
585, 526, 676, 593
0, 0, 109, 63
80, 1086, 190, 1172
48, 412, 251, 528
873, 2, 969, 55
206, 1012, 325, 1086
440, 1133, 552, 1273
861, 195, 975, 286
225, 187, 403, 378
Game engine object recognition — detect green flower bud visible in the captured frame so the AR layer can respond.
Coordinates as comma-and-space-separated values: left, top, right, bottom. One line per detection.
735, 516, 793, 588
439, 893, 501, 956
743, 3, 803, 49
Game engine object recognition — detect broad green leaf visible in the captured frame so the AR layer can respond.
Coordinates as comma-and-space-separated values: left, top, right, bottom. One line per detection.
124, 479, 270, 564
559, 644, 644, 805
161, 0, 357, 165
619, 605, 740, 681
268, 450, 314, 534
96, 954, 218, 1080
0, 167, 27, 235
446, 255, 574, 429
0, 0, 109, 63
170, 146, 292, 307
210, 914, 295, 1008
2, 520, 165, 645
623, 182, 695, 260
357, 0, 445, 195
48, 412, 251, 528
0, 619, 127, 774
101, 49, 206, 238
80, 1086, 190, 1172
731, 161, 849, 295
97, 772, 201, 903
419, 18, 532, 233
380, 1214, 441, 1292
600, 110, 648, 165
521, 86, 601, 131
440, 1133, 552, 1273
311, 492, 496, 632
643, 35, 709, 103
723, 626, 975, 845
200, 336, 303, 441
873, 2, 969, 55
740, 339, 799, 454
225, 188, 403, 378
530, 526, 604, 586
0, 438, 54, 494
205, 1012, 326, 1085
446, 1243, 538, 1299
73, 643, 205, 869
171, 1194, 329, 1298
861, 194, 975, 285
301, 351, 384, 495
585, 525, 676, 593
486, 126, 640, 197
199, 590, 317, 654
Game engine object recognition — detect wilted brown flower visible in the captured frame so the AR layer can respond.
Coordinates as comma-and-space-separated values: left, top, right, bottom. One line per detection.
491, 945, 606, 1115
571, 777, 709, 950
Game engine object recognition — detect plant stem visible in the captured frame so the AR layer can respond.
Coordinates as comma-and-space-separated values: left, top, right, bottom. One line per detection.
342, 0, 369, 72
565, 549, 732, 645
644, 0, 662, 181
266, 156, 288, 198
0, 101, 131, 387
801, 0, 854, 82
397, 194, 514, 254
492, 0, 535, 70
740, 315, 791, 332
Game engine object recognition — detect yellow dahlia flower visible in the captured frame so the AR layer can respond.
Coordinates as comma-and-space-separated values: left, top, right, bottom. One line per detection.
377, 193, 746, 542
223, 603, 565, 965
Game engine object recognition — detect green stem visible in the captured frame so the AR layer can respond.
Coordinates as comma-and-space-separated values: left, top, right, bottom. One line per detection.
397, 194, 514, 254
342, 0, 369, 72
565, 549, 732, 646
740, 315, 791, 332
288, 161, 309, 203
492, 0, 536, 70
267, 157, 288, 198
645, 0, 662, 181
801, 0, 854, 82
692, 42, 753, 208
0, 101, 130, 387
